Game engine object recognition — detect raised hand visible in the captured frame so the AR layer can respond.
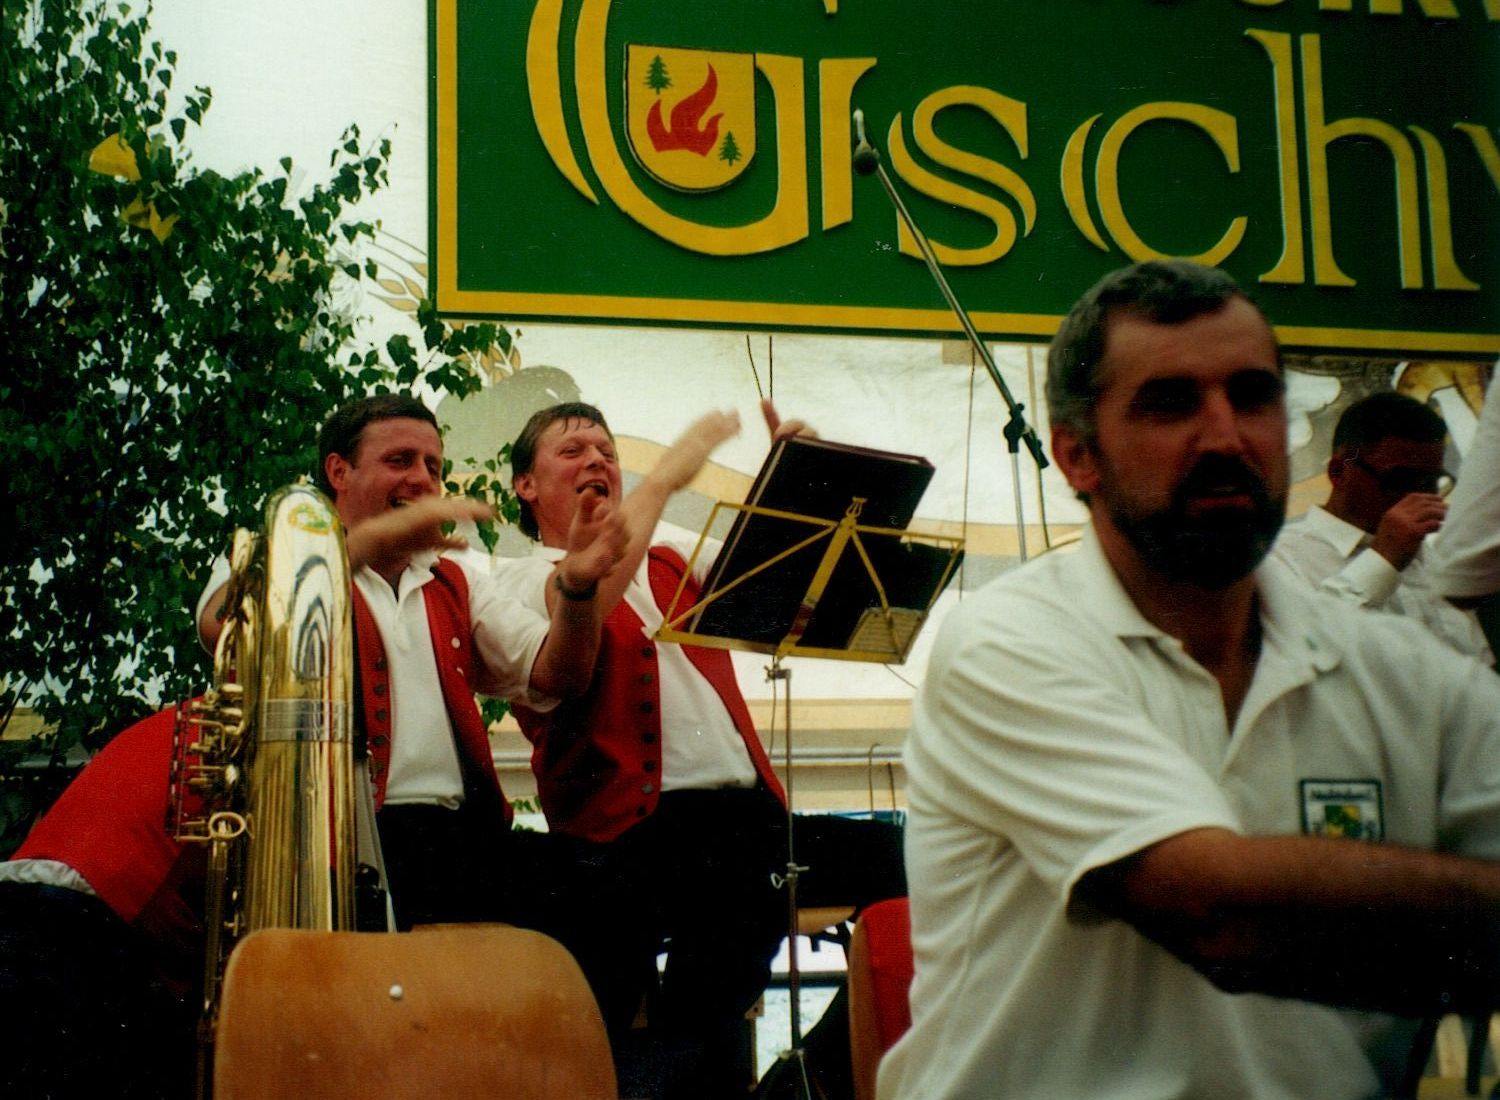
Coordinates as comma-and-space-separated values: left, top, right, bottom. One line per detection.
558, 488, 628, 594
647, 409, 743, 494
760, 398, 818, 443
1370, 492, 1448, 571
346, 496, 494, 581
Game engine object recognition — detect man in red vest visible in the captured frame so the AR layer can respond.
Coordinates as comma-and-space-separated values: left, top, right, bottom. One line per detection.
196, 394, 634, 938
497, 401, 813, 1099
0, 393, 643, 1096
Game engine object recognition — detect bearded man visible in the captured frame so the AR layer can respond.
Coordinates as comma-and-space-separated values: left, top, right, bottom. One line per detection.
878, 261, 1500, 1100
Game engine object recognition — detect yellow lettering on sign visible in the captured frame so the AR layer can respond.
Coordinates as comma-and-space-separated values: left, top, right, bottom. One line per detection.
819, 58, 879, 230
1369, 0, 1461, 16
1301, 33, 1422, 288
1457, 123, 1500, 194
1409, 126, 1479, 290
1060, 115, 1109, 252
1245, 29, 1306, 284
1320, 0, 1463, 16
1095, 102, 1248, 267
527, 0, 597, 204
1243, 1, 1481, 19
886, 86, 1035, 266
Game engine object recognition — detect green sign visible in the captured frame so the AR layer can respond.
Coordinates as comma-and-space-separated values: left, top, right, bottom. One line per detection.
431, 0, 1500, 355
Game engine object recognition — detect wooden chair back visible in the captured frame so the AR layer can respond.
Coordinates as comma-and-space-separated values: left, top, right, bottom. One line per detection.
214, 925, 616, 1099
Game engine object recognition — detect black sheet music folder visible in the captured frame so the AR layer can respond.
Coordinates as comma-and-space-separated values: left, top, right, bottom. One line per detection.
676, 436, 957, 656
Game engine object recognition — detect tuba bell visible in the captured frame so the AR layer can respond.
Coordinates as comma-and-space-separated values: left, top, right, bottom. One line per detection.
169, 481, 378, 1094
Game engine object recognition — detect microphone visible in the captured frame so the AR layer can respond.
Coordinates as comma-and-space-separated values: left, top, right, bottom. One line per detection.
851, 109, 880, 175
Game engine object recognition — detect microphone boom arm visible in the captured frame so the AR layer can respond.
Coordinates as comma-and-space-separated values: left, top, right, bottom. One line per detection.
852, 109, 1050, 559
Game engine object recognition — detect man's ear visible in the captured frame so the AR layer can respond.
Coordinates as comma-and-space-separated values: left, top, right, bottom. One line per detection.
1326, 452, 1348, 486
325, 452, 350, 496
1051, 424, 1101, 497
513, 473, 537, 505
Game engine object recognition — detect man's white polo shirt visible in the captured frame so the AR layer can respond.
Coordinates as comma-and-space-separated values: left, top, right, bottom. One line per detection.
881, 527, 1500, 1100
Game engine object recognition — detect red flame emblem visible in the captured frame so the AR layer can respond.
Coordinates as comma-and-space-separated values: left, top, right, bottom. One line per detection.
647, 65, 723, 157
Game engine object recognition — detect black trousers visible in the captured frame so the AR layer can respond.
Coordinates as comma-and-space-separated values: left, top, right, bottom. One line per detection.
376, 802, 644, 1034
0, 882, 195, 1100
598, 787, 791, 1100
377, 798, 908, 1100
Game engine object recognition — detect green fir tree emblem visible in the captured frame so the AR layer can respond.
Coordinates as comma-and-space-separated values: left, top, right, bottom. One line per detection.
645, 55, 671, 94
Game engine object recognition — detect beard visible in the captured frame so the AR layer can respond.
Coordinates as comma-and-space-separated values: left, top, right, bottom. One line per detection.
1097, 452, 1286, 590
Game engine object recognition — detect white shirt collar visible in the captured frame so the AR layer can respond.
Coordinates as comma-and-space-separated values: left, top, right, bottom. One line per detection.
1072, 526, 1166, 640
1073, 523, 1342, 674
1297, 504, 1368, 558
354, 549, 442, 602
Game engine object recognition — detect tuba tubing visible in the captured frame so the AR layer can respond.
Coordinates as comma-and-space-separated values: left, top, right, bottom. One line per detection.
241, 482, 358, 933
172, 482, 362, 1097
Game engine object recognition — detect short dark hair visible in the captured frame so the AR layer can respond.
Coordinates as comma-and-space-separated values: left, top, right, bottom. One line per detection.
315, 394, 439, 496
1046, 260, 1275, 441
509, 402, 612, 540
1331, 391, 1447, 454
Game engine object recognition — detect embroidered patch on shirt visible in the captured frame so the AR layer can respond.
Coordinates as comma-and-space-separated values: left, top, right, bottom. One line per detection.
1300, 779, 1384, 841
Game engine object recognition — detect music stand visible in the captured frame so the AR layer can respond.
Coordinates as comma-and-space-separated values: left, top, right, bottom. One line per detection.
656, 495, 961, 1099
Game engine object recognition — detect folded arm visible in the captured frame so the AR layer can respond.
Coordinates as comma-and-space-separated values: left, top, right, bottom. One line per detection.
1078, 826, 1500, 1014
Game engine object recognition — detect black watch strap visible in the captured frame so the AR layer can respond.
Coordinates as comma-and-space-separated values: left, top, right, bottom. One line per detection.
553, 571, 598, 601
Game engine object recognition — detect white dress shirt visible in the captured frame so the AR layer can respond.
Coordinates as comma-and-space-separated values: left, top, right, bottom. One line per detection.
490, 536, 758, 791
1272, 504, 1491, 664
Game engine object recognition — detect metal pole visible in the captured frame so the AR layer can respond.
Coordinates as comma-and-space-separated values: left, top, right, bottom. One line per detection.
853, 109, 1049, 559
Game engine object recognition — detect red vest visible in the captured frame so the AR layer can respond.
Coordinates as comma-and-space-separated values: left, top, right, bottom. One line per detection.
515, 546, 785, 842
351, 557, 511, 823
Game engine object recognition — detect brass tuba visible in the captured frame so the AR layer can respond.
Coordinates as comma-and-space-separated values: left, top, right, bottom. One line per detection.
169, 482, 366, 1091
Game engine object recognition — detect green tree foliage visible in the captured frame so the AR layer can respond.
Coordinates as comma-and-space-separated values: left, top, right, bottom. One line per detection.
646, 54, 671, 94
0, 0, 512, 844
719, 131, 741, 166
